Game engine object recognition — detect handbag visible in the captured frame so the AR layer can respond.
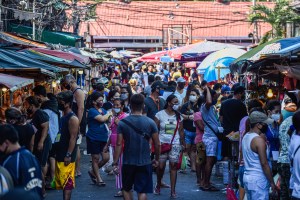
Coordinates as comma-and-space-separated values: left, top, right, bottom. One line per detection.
161, 120, 180, 154
202, 117, 223, 140
226, 185, 238, 200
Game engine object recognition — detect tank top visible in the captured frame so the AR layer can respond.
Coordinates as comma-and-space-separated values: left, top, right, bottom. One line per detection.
56, 112, 78, 162
242, 132, 265, 177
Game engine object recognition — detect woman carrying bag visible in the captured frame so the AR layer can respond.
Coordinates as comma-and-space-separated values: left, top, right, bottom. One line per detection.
154, 94, 185, 199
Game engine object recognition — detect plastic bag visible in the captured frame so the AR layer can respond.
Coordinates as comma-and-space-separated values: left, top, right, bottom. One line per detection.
226, 185, 238, 200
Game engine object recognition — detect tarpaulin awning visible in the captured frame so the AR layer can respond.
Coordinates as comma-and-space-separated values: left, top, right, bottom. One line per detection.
0, 73, 33, 92
27, 48, 90, 65
160, 55, 174, 63
168, 41, 243, 61
275, 63, 300, 80
0, 32, 47, 48
20, 49, 88, 68
0, 49, 67, 73
138, 50, 168, 63
0, 68, 56, 79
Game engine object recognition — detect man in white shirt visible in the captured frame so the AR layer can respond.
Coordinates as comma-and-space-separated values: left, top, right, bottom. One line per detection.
174, 77, 186, 105
289, 111, 300, 199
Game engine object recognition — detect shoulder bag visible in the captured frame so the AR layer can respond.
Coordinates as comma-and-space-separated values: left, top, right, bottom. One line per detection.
161, 120, 180, 154
202, 117, 223, 141
121, 118, 151, 141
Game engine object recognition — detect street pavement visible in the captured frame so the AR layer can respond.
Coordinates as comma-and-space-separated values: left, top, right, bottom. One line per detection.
46, 137, 226, 200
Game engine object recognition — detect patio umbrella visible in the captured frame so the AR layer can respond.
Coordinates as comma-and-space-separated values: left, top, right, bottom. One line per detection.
168, 41, 243, 61
197, 48, 246, 74
160, 55, 174, 63
231, 36, 300, 73
204, 57, 235, 82
138, 50, 168, 63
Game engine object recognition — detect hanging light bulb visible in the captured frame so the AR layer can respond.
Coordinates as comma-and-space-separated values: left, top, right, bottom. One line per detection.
52, 81, 57, 88
267, 89, 273, 98
1, 87, 7, 92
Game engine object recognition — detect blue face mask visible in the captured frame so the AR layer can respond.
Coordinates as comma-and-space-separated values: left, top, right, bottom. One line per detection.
159, 89, 164, 96
212, 100, 217, 105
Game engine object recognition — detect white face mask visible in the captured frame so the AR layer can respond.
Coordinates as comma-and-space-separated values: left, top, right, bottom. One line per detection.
271, 114, 280, 122
113, 108, 121, 114
189, 95, 197, 103
172, 104, 179, 111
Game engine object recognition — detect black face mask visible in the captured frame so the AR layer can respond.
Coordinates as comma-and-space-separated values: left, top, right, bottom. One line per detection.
259, 123, 268, 134
27, 108, 33, 115
65, 84, 71, 90
58, 103, 65, 111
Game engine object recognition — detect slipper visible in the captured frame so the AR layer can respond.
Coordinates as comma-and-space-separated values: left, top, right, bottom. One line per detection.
88, 171, 97, 184
170, 193, 178, 199
114, 191, 123, 197
161, 182, 170, 188
201, 185, 220, 192
153, 185, 160, 195
95, 181, 106, 187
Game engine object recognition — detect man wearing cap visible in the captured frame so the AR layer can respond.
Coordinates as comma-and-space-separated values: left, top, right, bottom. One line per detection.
174, 77, 187, 106
242, 111, 277, 200
144, 81, 166, 120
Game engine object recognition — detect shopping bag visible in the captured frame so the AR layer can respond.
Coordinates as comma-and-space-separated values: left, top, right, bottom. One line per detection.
226, 185, 238, 200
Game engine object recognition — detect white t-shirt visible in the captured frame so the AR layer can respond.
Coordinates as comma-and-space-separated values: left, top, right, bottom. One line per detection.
43, 109, 59, 144
289, 133, 300, 198
142, 72, 149, 87
155, 110, 180, 145
174, 89, 187, 105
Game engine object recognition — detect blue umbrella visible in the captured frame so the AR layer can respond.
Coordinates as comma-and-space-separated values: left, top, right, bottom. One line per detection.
204, 57, 235, 82
160, 55, 174, 63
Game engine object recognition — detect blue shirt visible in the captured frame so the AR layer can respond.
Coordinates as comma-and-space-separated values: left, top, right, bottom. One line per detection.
163, 69, 170, 82
87, 108, 109, 142
1, 147, 42, 198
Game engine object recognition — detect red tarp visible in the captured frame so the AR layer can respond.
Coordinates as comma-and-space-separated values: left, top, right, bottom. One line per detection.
27, 48, 90, 65
137, 50, 168, 63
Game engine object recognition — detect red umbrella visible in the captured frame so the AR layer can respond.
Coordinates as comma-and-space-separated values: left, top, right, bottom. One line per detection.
138, 50, 168, 63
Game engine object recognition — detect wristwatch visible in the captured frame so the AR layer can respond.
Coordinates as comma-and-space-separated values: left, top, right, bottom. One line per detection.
65, 152, 72, 158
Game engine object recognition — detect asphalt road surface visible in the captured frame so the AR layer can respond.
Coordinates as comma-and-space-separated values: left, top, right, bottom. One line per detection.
47, 138, 226, 200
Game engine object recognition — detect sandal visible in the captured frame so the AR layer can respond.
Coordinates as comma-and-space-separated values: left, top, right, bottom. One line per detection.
153, 185, 160, 195
95, 181, 106, 187
170, 193, 178, 199
161, 182, 170, 188
201, 185, 220, 192
88, 171, 97, 184
114, 191, 123, 197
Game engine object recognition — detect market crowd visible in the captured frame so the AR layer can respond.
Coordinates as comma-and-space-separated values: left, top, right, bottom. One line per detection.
0, 63, 300, 200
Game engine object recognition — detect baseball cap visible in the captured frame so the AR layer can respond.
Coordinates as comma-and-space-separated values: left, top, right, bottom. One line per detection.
249, 111, 274, 125
177, 77, 186, 83
221, 85, 231, 94
151, 81, 166, 90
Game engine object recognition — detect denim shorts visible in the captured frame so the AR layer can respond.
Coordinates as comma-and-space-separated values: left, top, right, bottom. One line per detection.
203, 136, 218, 157
184, 129, 196, 145
238, 166, 245, 188
244, 174, 269, 200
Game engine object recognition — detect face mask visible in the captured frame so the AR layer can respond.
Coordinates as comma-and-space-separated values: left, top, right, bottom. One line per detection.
259, 123, 269, 134
178, 83, 185, 89
113, 108, 121, 114
27, 108, 33, 115
212, 100, 217, 105
120, 93, 128, 100
189, 95, 197, 103
172, 104, 179, 111
65, 84, 71, 90
271, 114, 280, 122
97, 102, 103, 108
58, 103, 65, 111
159, 89, 164, 96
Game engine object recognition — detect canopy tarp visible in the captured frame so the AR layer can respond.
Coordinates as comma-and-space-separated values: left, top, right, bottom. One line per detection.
0, 68, 56, 79
138, 50, 168, 63
20, 49, 87, 68
0, 49, 67, 73
8, 23, 82, 47
275, 63, 300, 80
0, 73, 33, 92
0, 32, 47, 48
168, 41, 243, 61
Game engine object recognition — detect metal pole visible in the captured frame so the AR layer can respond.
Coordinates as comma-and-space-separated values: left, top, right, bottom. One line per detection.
32, 0, 36, 40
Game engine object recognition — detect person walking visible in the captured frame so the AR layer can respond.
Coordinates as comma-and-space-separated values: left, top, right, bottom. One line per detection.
107, 98, 128, 197
86, 92, 112, 186
112, 94, 160, 200
54, 91, 79, 200
154, 94, 184, 198
242, 111, 278, 200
